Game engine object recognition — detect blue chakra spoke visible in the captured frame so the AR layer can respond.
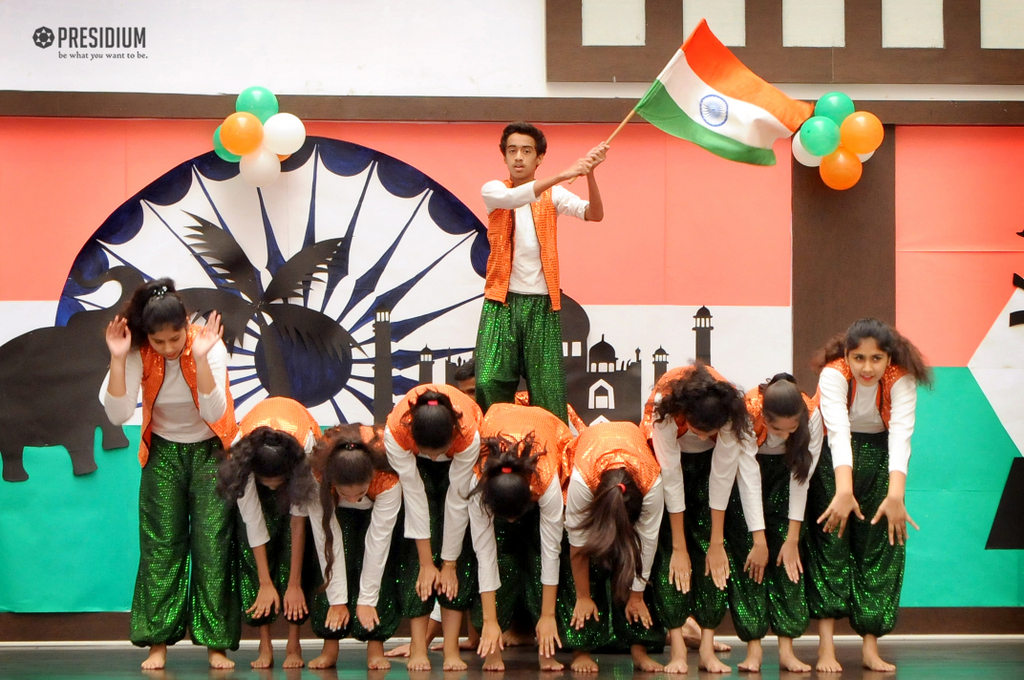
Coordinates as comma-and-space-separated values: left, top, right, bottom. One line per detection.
329, 397, 348, 424
322, 160, 377, 312
100, 244, 153, 281
230, 373, 261, 386
342, 385, 374, 414
194, 169, 234, 238
257, 188, 286, 275
302, 147, 321, 306
143, 199, 228, 290
233, 384, 265, 406
389, 294, 483, 343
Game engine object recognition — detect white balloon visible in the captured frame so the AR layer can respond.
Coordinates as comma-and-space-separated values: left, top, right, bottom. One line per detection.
262, 112, 306, 155
239, 146, 281, 186
792, 131, 822, 167
857, 150, 874, 162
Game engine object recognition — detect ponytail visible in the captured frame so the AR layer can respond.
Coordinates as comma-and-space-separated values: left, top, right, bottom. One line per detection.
121, 277, 188, 349
577, 469, 643, 604
760, 374, 812, 483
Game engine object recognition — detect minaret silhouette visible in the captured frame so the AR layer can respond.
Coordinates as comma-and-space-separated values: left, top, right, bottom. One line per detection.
419, 346, 434, 385
653, 346, 669, 384
693, 306, 713, 365
373, 305, 393, 424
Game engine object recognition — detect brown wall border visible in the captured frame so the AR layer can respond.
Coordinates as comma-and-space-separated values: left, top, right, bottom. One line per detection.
4, 91, 1024, 125
547, 0, 1024, 85
2, 607, 1022, 641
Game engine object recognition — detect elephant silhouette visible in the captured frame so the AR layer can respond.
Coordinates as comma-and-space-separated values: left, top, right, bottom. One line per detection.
0, 267, 141, 482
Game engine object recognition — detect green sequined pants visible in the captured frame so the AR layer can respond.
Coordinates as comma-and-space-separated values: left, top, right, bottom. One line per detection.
648, 510, 692, 630
237, 485, 308, 628
680, 449, 729, 630
130, 435, 239, 650
307, 505, 404, 642
396, 457, 478, 620
803, 432, 905, 637
725, 454, 809, 641
555, 536, 666, 653
469, 505, 545, 631
475, 294, 569, 424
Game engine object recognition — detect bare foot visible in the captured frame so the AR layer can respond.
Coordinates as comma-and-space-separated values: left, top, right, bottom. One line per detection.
308, 639, 339, 670
443, 653, 468, 671
539, 653, 564, 671
282, 648, 304, 669
429, 638, 475, 651
738, 639, 762, 672
816, 651, 843, 673
483, 650, 505, 671
571, 650, 599, 673
665, 627, 688, 674
208, 649, 234, 670
502, 628, 535, 647
664, 657, 689, 674
407, 653, 431, 671
700, 629, 732, 674
862, 635, 896, 672
682, 618, 731, 651
366, 640, 391, 670
384, 642, 411, 658
631, 645, 664, 672
141, 644, 167, 670
251, 640, 274, 669
778, 637, 811, 673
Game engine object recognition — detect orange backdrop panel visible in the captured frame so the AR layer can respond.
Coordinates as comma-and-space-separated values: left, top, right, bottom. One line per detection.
896, 127, 1024, 367
0, 119, 792, 307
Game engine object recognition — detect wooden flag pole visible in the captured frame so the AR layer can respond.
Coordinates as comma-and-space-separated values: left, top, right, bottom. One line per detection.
569, 108, 637, 184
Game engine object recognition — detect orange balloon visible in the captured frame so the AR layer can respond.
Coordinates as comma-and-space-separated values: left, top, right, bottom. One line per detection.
220, 112, 263, 156
840, 111, 884, 155
819, 147, 863, 190
277, 154, 290, 162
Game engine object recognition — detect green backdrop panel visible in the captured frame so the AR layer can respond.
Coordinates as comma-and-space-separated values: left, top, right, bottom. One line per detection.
902, 367, 1023, 607
0, 427, 140, 613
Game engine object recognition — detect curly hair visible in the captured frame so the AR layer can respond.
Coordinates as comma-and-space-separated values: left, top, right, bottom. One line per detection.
577, 469, 643, 604
759, 374, 813, 483
216, 426, 315, 515
469, 432, 543, 521
812, 318, 933, 387
654, 362, 752, 442
121, 277, 189, 349
310, 424, 393, 588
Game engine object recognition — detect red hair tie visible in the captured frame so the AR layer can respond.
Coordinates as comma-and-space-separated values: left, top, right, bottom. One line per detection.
426, 399, 439, 406
501, 466, 512, 473
617, 483, 626, 493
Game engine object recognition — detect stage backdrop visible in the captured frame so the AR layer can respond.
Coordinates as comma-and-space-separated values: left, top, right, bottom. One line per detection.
0, 119, 1020, 613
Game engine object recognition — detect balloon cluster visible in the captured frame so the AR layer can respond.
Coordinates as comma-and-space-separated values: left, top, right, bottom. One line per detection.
213, 86, 307, 187
792, 92, 883, 191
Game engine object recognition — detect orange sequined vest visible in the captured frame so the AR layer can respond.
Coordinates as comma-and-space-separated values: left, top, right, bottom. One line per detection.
515, 390, 588, 434
745, 387, 818, 448
239, 397, 320, 446
484, 180, 563, 310
572, 421, 660, 495
640, 364, 729, 440
386, 383, 482, 457
138, 325, 237, 467
821, 358, 909, 430
476, 402, 572, 500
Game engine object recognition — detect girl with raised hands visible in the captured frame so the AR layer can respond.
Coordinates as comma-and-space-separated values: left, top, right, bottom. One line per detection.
101, 278, 238, 670
384, 384, 501, 671
639, 362, 763, 674
725, 374, 822, 672
305, 424, 404, 670
454, 402, 574, 671
805, 319, 932, 673
561, 420, 666, 673
215, 397, 320, 669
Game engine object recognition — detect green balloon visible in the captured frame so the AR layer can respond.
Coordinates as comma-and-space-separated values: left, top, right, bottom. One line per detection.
799, 116, 841, 157
213, 125, 242, 163
815, 91, 856, 126
235, 86, 279, 123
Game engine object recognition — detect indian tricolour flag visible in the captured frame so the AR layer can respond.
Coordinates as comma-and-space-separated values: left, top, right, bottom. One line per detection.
635, 19, 813, 166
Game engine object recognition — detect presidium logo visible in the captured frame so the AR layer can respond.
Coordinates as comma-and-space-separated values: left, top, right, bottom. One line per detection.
32, 24, 147, 59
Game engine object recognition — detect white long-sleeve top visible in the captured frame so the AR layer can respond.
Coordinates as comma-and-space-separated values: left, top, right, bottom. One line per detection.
481, 181, 588, 295
100, 339, 229, 441
818, 367, 917, 474
336, 482, 403, 607
235, 431, 318, 548
456, 473, 563, 588
384, 427, 480, 541
564, 470, 665, 592
649, 402, 764, 531
756, 408, 824, 521
294, 486, 348, 606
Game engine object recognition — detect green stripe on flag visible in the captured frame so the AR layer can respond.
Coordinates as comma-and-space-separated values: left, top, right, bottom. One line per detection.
636, 81, 777, 166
